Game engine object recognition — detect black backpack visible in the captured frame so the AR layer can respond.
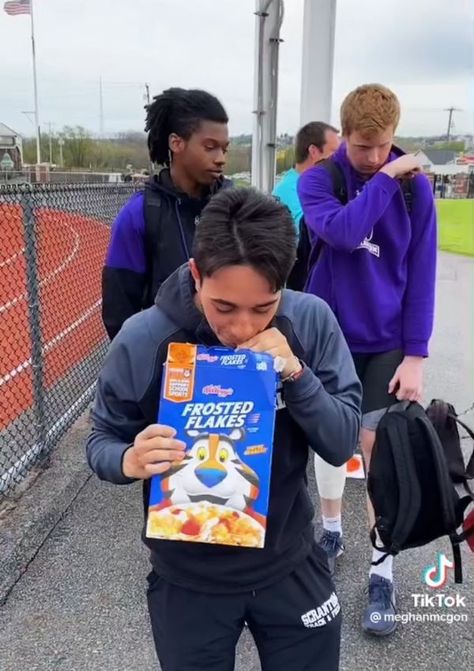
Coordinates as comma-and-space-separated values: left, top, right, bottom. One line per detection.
368, 400, 474, 583
286, 157, 414, 292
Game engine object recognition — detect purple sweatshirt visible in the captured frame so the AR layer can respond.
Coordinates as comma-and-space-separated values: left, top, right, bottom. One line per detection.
297, 144, 437, 357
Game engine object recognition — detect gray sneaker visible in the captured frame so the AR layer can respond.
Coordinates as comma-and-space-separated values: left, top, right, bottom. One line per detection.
362, 574, 397, 636
317, 529, 344, 574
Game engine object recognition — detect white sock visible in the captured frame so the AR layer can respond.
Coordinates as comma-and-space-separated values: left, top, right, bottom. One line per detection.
322, 515, 342, 536
370, 549, 393, 582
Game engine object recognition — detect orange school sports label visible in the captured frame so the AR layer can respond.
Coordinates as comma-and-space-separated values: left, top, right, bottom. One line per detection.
163, 343, 197, 403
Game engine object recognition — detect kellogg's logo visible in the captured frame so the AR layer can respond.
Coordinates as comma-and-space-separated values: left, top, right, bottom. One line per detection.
202, 385, 234, 398
197, 353, 219, 363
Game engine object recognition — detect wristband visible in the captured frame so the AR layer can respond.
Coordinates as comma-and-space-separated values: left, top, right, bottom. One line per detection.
281, 361, 304, 384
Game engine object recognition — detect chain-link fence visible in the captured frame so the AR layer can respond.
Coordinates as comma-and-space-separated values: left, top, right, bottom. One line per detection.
0, 183, 139, 497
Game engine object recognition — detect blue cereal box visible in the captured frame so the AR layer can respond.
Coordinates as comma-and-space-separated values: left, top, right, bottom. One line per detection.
146, 342, 277, 548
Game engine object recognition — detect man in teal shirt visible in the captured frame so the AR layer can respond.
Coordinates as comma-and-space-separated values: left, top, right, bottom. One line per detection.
273, 121, 340, 232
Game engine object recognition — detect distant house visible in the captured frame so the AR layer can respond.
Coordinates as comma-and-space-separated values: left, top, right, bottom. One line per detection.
417, 149, 457, 170
416, 149, 471, 177
0, 122, 23, 170
455, 153, 474, 166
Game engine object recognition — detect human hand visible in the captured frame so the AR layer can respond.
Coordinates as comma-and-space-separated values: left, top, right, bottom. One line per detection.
380, 154, 422, 180
388, 356, 424, 402
238, 327, 302, 378
122, 424, 186, 479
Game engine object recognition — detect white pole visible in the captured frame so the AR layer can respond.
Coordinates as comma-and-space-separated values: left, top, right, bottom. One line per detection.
30, 0, 41, 164
251, 0, 283, 193
300, 0, 337, 126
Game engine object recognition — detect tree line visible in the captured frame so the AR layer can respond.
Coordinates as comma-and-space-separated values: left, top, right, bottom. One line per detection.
22, 126, 466, 175
22, 126, 253, 175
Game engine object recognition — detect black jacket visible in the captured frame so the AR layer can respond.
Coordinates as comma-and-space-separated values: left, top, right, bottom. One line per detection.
101, 169, 230, 339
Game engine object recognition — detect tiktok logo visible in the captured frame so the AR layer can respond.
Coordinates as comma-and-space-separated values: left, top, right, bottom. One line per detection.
422, 552, 454, 589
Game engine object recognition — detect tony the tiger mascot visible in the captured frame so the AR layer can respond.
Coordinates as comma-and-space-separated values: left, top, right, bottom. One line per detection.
158, 428, 261, 516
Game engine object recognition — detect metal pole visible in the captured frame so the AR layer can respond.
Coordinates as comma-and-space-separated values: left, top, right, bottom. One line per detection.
251, 0, 284, 193
48, 121, 53, 164
446, 108, 453, 141
58, 136, 64, 167
300, 0, 337, 125
444, 107, 461, 142
99, 76, 105, 137
21, 188, 47, 460
30, 0, 41, 164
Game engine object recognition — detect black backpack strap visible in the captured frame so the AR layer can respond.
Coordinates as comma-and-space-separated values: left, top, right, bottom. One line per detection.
452, 416, 474, 497
451, 540, 463, 583
286, 216, 311, 291
418, 413, 459, 531
319, 158, 348, 205
427, 399, 467, 482
143, 182, 163, 293
427, 399, 474, 490
400, 179, 413, 215
382, 412, 422, 552
418, 413, 466, 583
369, 527, 391, 562
307, 159, 347, 268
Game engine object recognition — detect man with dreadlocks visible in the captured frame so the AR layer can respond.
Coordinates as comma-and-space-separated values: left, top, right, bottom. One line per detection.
102, 87, 230, 340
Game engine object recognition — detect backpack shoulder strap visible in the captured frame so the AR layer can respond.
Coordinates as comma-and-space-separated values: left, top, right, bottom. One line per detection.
319, 158, 348, 204
427, 399, 474, 483
381, 409, 422, 552
143, 181, 163, 287
400, 178, 414, 215
143, 181, 162, 247
307, 159, 347, 269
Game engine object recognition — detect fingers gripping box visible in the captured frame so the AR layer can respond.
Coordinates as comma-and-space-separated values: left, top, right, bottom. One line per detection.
146, 343, 277, 548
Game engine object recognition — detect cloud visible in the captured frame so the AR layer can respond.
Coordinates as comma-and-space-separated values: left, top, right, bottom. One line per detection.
0, 0, 472, 137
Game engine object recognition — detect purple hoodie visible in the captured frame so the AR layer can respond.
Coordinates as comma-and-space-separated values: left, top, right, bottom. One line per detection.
297, 144, 437, 357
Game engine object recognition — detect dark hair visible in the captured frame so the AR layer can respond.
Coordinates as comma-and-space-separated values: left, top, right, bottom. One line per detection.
193, 188, 297, 291
294, 121, 339, 164
144, 87, 228, 165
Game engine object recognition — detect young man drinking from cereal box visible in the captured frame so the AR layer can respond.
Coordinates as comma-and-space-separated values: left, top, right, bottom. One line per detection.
87, 188, 361, 671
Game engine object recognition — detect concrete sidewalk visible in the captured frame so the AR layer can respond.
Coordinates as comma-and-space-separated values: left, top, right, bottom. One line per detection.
1, 252, 473, 671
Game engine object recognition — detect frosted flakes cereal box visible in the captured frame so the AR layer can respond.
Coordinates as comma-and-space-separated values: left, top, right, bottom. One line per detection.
146, 343, 277, 549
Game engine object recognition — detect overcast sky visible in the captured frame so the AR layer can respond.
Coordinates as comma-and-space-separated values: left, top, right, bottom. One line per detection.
1, 0, 473, 138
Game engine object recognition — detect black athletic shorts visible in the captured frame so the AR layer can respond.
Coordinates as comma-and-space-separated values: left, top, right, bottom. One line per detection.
352, 349, 404, 429
147, 544, 341, 671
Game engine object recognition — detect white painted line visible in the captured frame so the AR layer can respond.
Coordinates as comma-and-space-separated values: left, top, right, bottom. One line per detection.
0, 224, 80, 314
0, 247, 25, 269
0, 299, 101, 387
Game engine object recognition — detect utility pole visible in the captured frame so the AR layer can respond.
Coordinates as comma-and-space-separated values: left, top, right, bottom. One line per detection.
444, 107, 462, 142
47, 122, 53, 164
58, 134, 65, 167
99, 76, 105, 137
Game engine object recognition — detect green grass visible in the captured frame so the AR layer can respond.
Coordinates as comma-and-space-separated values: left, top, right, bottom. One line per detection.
436, 199, 474, 257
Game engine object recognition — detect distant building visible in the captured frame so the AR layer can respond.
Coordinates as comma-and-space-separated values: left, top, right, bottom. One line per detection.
417, 149, 457, 169
417, 149, 472, 177
455, 153, 474, 166
0, 123, 23, 170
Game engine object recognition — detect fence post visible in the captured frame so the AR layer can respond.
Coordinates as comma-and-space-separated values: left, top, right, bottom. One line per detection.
21, 188, 47, 458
